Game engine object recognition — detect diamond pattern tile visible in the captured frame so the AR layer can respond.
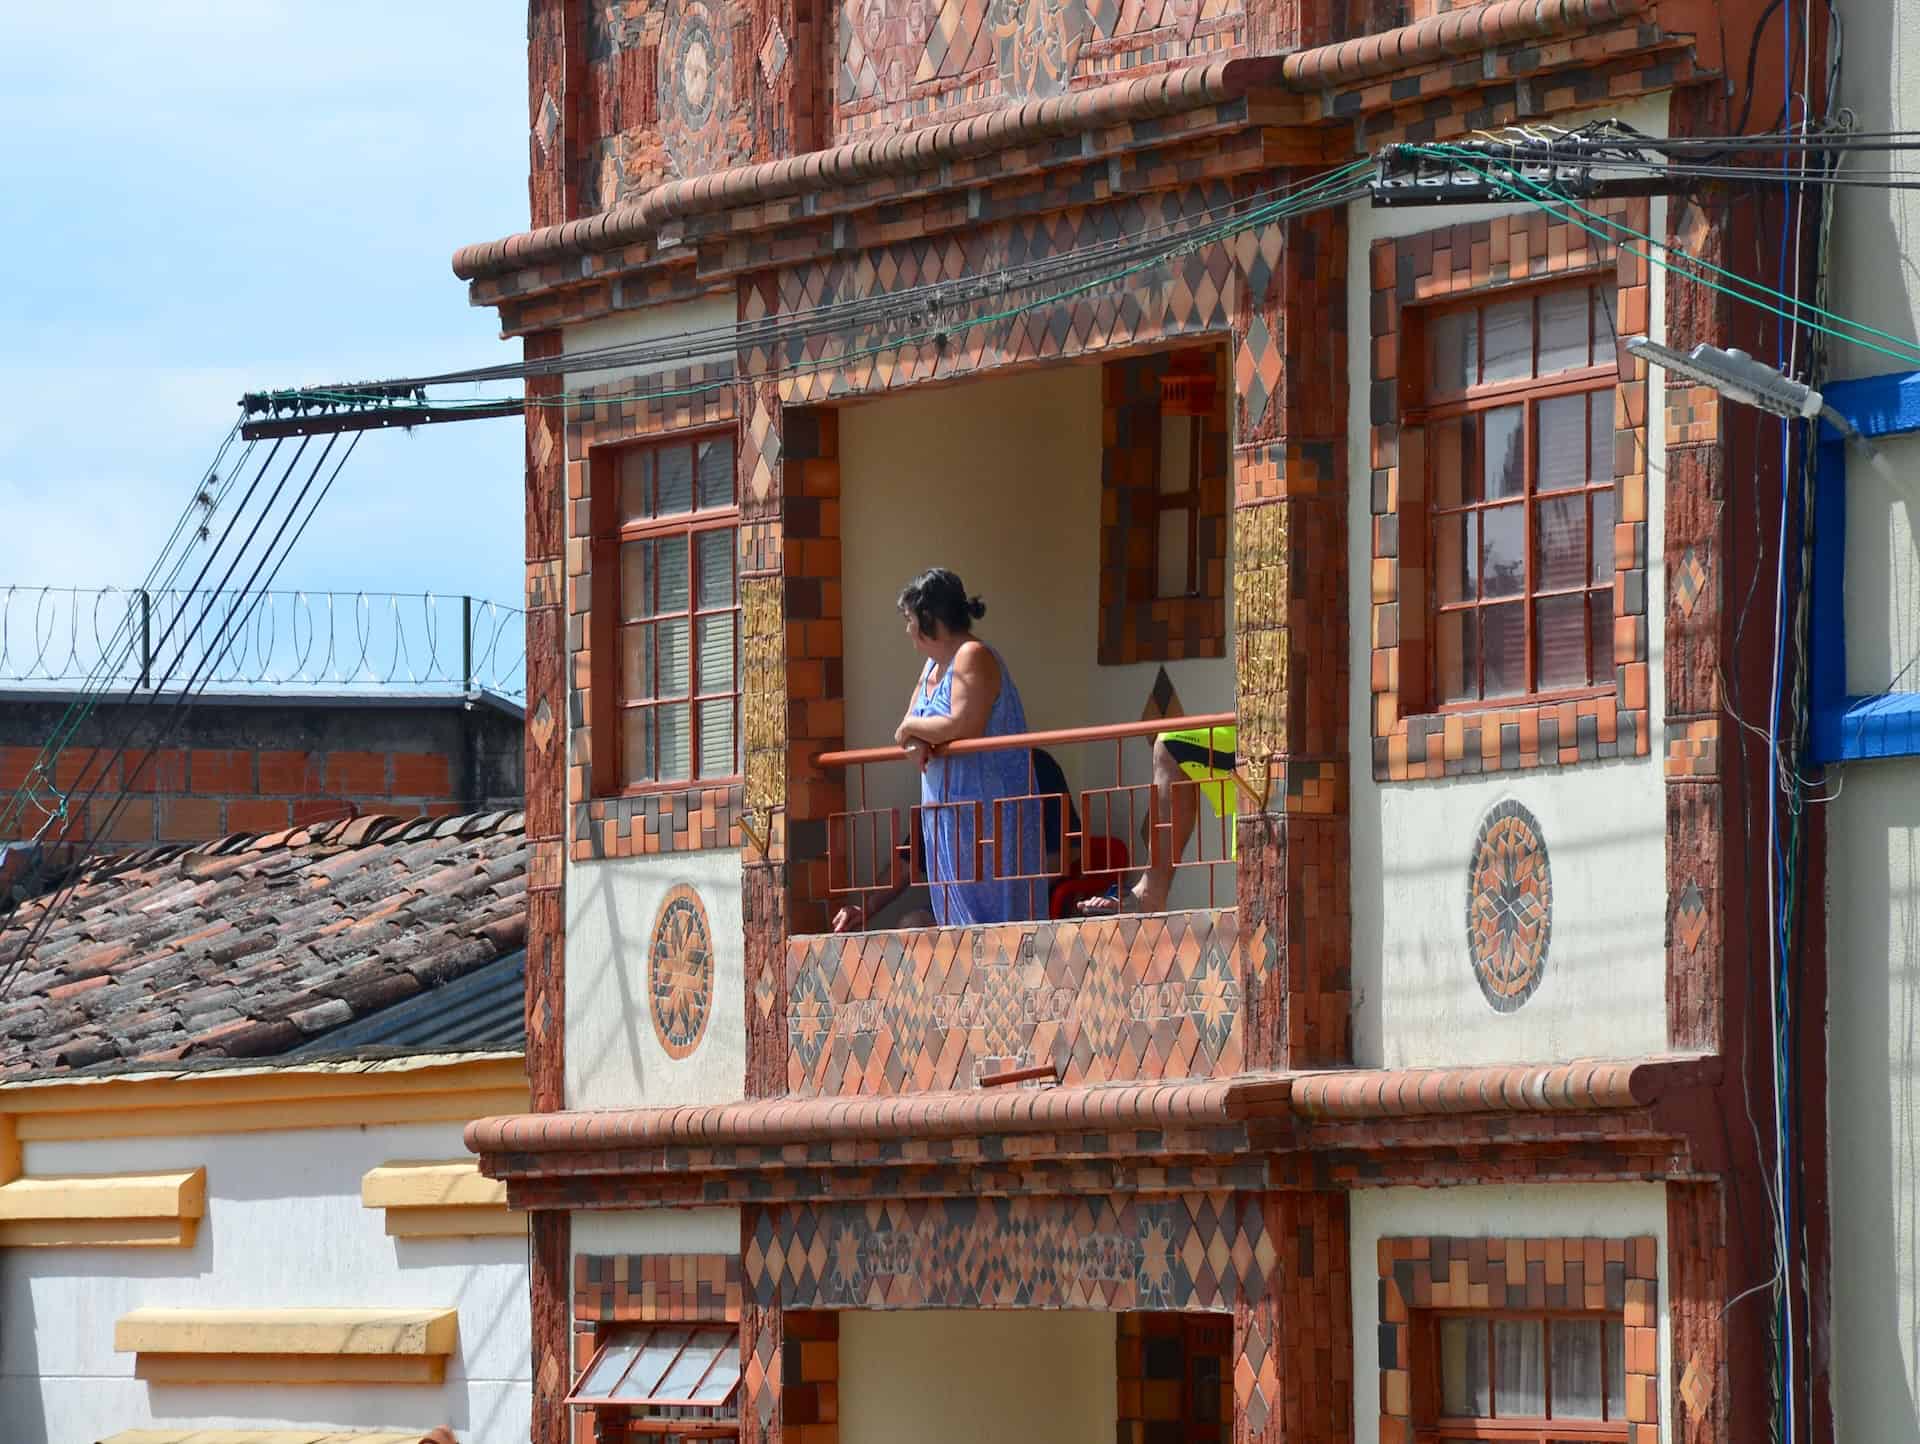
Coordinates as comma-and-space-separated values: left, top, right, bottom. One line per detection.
787, 913, 1240, 1093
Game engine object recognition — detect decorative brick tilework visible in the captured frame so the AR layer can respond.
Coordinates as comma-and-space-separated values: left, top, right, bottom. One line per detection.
564, 361, 746, 862
779, 1308, 839, 1443
1117, 1312, 1233, 1443
1665, 1182, 1726, 1444
1367, 200, 1654, 782
747, 1191, 1272, 1310
833, 0, 1248, 139
740, 183, 1250, 408
1099, 348, 1231, 666
574, 1252, 743, 1323
532, 1210, 571, 1444
785, 911, 1243, 1094
1239, 1190, 1351, 1444
1377, 1233, 1660, 1444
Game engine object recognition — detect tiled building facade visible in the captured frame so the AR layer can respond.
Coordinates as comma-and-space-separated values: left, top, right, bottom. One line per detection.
456, 2, 1825, 1441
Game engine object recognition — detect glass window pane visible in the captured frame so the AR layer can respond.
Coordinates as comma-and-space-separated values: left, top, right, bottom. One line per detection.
619, 622, 654, 702
1590, 390, 1616, 483
1537, 593, 1589, 690
620, 540, 651, 623
622, 708, 655, 783
1590, 588, 1614, 677
655, 533, 690, 612
699, 700, 737, 778
1481, 602, 1526, 698
1428, 309, 1476, 393
690, 1335, 743, 1404
620, 1326, 694, 1399
697, 437, 735, 510
1438, 609, 1477, 702
1157, 507, 1193, 598
698, 613, 737, 694
575, 1335, 644, 1400
1431, 414, 1475, 507
1494, 1318, 1546, 1417
1160, 413, 1195, 494
1552, 1318, 1606, 1418
1536, 494, 1587, 592
658, 617, 691, 697
1435, 512, 1475, 605
1484, 406, 1525, 499
1591, 483, 1616, 585
1606, 1319, 1626, 1418
1539, 287, 1591, 375
655, 1328, 731, 1400
1537, 394, 1587, 492
1483, 298, 1533, 383
619, 450, 653, 524
655, 446, 694, 516
1441, 1319, 1490, 1418
1480, 504, 1525, 598
698, 528, 736, 609
1592, 285, 1616, 359
657, 703, 691, 782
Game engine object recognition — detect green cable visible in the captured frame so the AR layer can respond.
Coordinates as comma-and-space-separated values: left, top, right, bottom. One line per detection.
1402, 144, 1920, 371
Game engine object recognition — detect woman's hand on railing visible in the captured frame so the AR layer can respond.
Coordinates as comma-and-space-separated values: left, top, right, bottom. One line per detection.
903, 738, 932, 773
831, 903, 864, 934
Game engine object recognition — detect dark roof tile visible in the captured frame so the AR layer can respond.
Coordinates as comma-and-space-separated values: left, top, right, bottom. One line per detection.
0, 811, 526, 1075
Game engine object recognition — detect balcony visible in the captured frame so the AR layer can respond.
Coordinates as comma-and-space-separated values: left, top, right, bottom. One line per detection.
786, 713, 1255, 1095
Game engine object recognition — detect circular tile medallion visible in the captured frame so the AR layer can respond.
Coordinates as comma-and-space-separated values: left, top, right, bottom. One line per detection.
649, 884, 714, 1059
1465, 800, 1553, 1013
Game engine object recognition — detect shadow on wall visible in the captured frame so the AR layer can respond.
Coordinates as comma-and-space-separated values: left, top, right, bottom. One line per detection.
0, 1272, 48, 1444
1831, 770, 1920, 1442
1832, 0, 1920, 382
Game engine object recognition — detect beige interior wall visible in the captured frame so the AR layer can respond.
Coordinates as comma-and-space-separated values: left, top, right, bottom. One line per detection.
838, 1309, 1117, 1444
836, 361, 1235, 913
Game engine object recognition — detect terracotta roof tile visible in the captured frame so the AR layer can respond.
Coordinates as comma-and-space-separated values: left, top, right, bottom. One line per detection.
0, 812, 525, 1075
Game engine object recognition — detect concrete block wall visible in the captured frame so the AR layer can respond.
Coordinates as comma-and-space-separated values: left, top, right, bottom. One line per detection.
0, 693, 524, 846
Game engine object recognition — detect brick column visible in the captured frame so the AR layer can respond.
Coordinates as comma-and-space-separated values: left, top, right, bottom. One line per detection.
524, 330, 572, 1444
1236, 1190, 1352, 1444
1666, 1182, 1727, 1444
1235, 196, 1352, 1070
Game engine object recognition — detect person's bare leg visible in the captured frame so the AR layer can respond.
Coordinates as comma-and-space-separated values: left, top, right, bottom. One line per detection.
1080, 741, 1195, 914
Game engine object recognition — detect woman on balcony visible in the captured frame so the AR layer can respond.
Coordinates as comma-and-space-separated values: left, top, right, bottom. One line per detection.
890, 567, 1045, 927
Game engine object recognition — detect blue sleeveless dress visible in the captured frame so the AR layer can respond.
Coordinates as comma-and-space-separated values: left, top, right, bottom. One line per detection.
911, 648, 1044, 926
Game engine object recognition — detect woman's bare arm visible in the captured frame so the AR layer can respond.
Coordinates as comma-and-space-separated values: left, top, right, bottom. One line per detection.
898, 641, 1000, 747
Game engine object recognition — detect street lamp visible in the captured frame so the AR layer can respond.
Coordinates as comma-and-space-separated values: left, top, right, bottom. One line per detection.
1626, 336, 1894, 478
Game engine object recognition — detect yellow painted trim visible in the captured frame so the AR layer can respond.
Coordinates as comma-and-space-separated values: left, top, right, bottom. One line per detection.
115, 1306, 458, 1386
101, 1433, 445, 1444
131, 1353, 447, 1386
0, 1168, 204, 1248
0, 1113, 18, 1183
0, 1054, 526, 1142
361, 1159, 524, 1239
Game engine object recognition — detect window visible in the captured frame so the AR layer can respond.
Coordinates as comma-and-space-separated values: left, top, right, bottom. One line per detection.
1420, 283, 1617, 705
567, 1323, 742, 1435
1424, 1313, 1627, 1443
604, 434, 741, 789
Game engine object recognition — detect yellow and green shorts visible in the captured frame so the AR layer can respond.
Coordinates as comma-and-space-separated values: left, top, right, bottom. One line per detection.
1160, 725, 1239, 858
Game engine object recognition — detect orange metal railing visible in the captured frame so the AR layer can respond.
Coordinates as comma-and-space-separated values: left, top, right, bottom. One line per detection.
815, 712, 1249, 929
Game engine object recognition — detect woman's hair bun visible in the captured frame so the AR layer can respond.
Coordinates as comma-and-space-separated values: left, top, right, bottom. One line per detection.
967, 595, 987, 621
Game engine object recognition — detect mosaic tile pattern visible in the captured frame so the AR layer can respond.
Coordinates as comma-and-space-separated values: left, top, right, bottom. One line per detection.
784, 912, 1243, 1094
747, 1191, 1271, 1310
834, 0, 1247, 135
1376, 1233, 1660, 1444
1367, 200, 1654, 782
1464, 799, 1552, 1014
739, 182, 1248, 409
574, 1252, 743, 1323
649, 884, 716, 1058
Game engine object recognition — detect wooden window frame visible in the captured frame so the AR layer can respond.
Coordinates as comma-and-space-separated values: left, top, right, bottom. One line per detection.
1155, 409, 1204, 600
1410, 1308, 1629, 1444
1411, 277, 1620, 712
591, 428, 743, 799
1366, 201, 1654, 783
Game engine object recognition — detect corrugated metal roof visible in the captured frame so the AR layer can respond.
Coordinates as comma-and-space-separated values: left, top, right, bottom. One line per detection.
288, 950, 525, 1057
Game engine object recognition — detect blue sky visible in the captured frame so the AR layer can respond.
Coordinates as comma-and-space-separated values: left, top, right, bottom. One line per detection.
0, 3, 531, 619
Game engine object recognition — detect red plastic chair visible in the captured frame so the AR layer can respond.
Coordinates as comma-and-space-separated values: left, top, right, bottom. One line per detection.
1048, 835, 1131, 918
